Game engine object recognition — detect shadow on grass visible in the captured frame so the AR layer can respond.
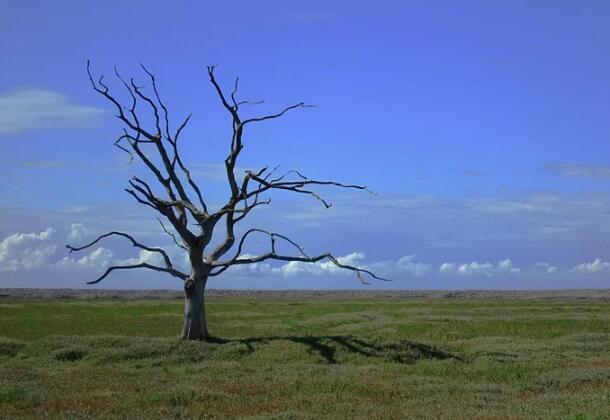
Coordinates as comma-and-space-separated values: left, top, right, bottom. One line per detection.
3, 335, 461, 365
207, 335, 462, 364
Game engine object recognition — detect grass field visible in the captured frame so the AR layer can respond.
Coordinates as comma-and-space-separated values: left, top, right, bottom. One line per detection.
0, 292, 609, 418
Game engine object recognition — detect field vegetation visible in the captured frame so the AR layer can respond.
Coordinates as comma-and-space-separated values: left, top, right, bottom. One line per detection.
0, 292, 609, 418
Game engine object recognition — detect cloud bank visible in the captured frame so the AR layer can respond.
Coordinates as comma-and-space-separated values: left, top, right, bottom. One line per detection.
1, 188, 610, 290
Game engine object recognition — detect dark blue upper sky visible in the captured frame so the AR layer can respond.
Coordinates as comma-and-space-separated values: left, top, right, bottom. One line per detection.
1, 0, 609, 289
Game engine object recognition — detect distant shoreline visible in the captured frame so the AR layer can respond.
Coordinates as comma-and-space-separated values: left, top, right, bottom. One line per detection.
1, 288, 609, 301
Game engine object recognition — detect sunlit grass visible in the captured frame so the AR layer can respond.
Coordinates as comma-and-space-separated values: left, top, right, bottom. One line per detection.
1, 295, 609, 418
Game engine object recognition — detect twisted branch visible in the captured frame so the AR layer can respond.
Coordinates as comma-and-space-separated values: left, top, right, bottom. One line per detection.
87, 263, 188, 284
66, 231, 175, 269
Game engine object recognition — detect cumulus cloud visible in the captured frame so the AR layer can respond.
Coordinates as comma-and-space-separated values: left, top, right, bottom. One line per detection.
368, 254, 430, 277
0, 88, 104, 135
396, 255, 430, 275
535, 262, 558, 274
268, 252, 432, 279
118, 249, 166, 266
57, 247, 114, 269
0, 220, 604, 290
571, 258, 610, 274
439, 259, 520, 276
0, 225, 117, 274
0, 228, 57, 271
68, 223, 90, 242
498, 259, 521, 274
223, 252, 272, 275
0, 225, 138, 277
226, 252, 431, 280
458, 262, 494, 276
439, 262, 457, 274
273, 252, 366, 277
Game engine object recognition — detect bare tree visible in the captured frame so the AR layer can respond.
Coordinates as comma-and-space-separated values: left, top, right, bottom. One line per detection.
67, 62, 388, 340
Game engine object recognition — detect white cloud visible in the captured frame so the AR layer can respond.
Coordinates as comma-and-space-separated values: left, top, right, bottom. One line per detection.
439, 259, 521, 276
458, 262, 494, 276
367, 254, 430, 277
396, 254, 430, 276
118, 249, 165, 266
0, 88, 104, 135
68, 223, 90, 242
439, 262, 457, 274
226, 252, 430, 280
0, 228, 57, 271
80, 247, 114, 268
535, 262, 558, 274
227, 253, 273, 276
57, 247, 114, 269
498, 259, 521, 274
571, 258, 610, 274
0, 226, 145, 276
317, 252, 366, 274
272, 252, 366, 277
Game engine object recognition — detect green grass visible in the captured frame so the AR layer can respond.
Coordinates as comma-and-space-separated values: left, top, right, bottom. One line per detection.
0, 296, 609, 418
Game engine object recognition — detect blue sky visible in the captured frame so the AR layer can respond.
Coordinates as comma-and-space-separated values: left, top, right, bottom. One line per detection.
1, 0, 609, 289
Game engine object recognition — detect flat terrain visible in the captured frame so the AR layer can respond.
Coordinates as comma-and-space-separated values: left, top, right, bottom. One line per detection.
0, 290, 609, 419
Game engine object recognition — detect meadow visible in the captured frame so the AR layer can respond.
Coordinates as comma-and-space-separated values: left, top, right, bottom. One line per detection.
0, 291, 609, 419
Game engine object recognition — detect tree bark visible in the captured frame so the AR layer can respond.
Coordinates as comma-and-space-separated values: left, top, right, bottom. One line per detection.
181, 271, 209, 340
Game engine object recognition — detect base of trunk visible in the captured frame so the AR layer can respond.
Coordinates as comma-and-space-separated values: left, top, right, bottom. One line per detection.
181, 277, 209, 340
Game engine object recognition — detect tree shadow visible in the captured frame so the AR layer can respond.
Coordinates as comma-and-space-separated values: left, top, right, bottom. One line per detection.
207, 335, 462, 364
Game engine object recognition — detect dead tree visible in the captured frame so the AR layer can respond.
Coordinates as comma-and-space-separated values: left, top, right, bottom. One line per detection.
67, 62, 388, 340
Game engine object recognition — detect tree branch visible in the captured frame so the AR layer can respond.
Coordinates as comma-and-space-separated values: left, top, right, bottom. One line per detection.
171, 114, 208, 213
140, 63, 172, 142
85, 62, 385, 288
87, 263, 188, 285
211, 250, 390, 284
66, 231, 175, 269
243, 103, 315, 125
242, 171, 372, 208
157, 217, 188, 251
207, 65, 239, 119
88, 62, 193, 232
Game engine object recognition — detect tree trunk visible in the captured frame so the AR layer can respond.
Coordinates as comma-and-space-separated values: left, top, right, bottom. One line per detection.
181, 272, 209, 340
